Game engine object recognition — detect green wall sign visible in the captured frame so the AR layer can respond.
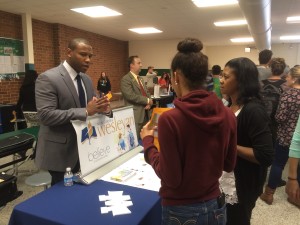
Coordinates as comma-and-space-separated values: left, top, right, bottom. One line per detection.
0, 37, 25, 80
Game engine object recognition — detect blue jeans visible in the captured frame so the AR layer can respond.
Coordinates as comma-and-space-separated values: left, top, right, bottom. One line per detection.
161, 198, 226, 225
268, 142, 289, 189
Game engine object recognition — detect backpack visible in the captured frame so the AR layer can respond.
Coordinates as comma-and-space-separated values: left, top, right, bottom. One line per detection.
261, 80, 285, 121
206, 73, 214, 91
0, 173, 23, 207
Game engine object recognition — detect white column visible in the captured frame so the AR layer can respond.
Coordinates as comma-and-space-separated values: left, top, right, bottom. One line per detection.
22, 13, 34, 70
296, 44, 300, 65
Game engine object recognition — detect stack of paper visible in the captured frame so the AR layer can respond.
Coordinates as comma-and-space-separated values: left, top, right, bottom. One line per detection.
99, 191, 133, 216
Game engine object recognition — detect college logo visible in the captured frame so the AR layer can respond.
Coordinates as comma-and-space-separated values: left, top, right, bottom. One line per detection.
81, 121, 97, 144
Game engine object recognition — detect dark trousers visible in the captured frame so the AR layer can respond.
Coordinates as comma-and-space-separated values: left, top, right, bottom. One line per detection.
268, 142, 289, 189
48, 160, 80, 186
136, 110, 150, 139
226, 194, 257, 225
227, 180, 260, 225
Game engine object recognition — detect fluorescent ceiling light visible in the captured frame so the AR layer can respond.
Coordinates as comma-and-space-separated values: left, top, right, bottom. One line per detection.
71, 6, 122, 18
245, 47, 251, 53
280, 35, 300, 40
230, 37, 254, 43
128, 27, 162, 34
286, 16, 300, 23
214, 20, 247, 27
192, 0, 238, 7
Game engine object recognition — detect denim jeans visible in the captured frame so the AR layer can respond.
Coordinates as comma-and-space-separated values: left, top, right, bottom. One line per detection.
268, 142, 289, 189
161, 198, 226, 225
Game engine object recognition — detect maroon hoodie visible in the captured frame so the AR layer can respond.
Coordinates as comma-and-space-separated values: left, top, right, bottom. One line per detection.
143, 89, 237, 206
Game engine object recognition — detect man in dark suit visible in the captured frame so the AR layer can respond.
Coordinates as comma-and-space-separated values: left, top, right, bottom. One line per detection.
35, 38, 112, 185
120, 56, 153, 138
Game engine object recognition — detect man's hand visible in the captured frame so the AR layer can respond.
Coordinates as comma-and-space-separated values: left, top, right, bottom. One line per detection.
86, 96, 111, 116
144, 104, 151, 110
144, 98, 153, 110
149, 99, 153, 105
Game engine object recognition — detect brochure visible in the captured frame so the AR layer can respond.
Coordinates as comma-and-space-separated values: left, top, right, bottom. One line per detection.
149, 108, 173, 151
110, 169, 136, 182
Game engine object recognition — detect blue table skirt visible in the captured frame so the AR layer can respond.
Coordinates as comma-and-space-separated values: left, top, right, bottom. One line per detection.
9, 180, 161, 225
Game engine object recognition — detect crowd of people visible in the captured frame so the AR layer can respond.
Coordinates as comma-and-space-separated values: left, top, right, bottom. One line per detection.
15, 37, 300, 224
137, 41, 300, 224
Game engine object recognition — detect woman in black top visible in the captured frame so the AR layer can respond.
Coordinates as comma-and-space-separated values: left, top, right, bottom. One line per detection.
97, 71, 111, 96
219, 57, 274, 225
15, 70, 38, 116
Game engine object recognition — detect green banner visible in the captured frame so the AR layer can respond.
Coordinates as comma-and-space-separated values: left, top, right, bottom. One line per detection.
0, 37, 25, 79
0, 38, 24, 56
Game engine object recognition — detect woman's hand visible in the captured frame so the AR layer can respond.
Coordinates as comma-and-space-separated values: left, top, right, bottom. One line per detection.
286, 180, 300, 200
140, 121, 156, 140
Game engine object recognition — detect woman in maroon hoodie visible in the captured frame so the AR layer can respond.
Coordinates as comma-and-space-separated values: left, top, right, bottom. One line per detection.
140, 38, 237, 225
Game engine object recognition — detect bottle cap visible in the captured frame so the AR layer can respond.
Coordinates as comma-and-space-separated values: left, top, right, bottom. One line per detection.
66, 167, 71, 172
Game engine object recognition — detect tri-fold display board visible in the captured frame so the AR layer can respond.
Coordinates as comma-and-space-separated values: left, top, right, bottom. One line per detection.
72, 106, 142, 185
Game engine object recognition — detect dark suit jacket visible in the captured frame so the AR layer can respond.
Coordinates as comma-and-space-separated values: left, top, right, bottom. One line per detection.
120, 72, 151, 125
35, 64, 95, 172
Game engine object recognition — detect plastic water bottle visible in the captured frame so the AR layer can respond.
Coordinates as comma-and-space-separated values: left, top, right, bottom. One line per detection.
64, 167, 73, 186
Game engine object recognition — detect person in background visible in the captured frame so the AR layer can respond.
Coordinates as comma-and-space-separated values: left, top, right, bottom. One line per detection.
285, 114, 300, 208
220, 57, 274, 225
260, 65, 300, 205
205, 71, 214, 92
261, 57, 288, 187
16, 70, 38, 116
13, 70, 38, 129
145, 66, 158, 88
146, 66, 157, 76
257, 49, 273, 82
261, 57, 287, 147
120, 56, 153, 139
158, 72, 170, 93
211, 65, 222, 99
35, 38, 112, 185
261, 58, 288, 187
141, 38, 237, 225
286, 114, 300, 207
145, 66, 158, 95
263, 57, 287, 93
97, 71, 111, 97
281, 65, 290, 80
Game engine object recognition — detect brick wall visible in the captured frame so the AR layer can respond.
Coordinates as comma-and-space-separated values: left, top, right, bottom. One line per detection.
0, 80, 23, 104
0, 11, 23, 104
54, 24, 129, 93
0, 11, 22, 39
32, 20, 57, 74
0, 10, 128, 104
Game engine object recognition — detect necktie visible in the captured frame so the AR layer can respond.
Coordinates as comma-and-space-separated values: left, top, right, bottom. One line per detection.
137, 76, 147, 97
76, 74, 86, 107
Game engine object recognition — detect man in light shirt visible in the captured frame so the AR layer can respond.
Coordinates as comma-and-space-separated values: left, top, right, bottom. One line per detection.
145, 66, 158, 88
